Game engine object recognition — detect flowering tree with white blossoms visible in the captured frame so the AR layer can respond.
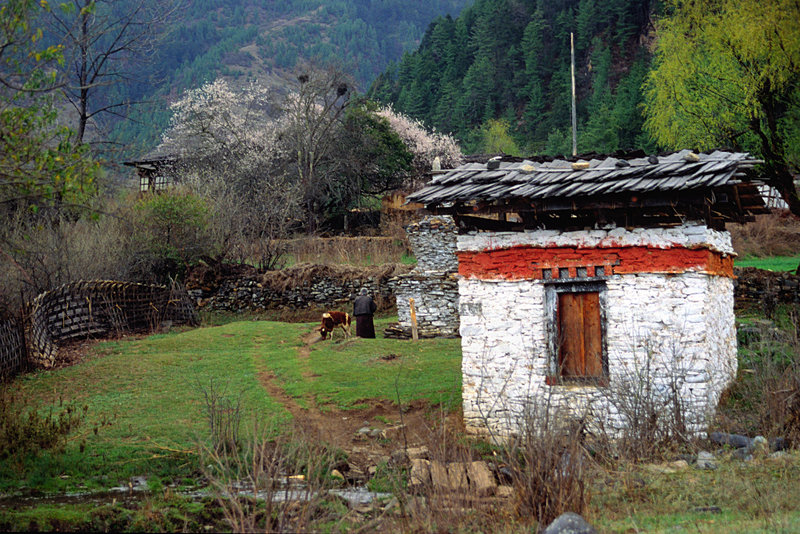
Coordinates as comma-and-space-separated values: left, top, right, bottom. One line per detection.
159, 73, 464, 241
158, 79, 299, 268
376, 105, 463, 175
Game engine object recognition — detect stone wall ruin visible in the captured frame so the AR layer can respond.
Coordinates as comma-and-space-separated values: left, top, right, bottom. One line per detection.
385, 216, 461, 339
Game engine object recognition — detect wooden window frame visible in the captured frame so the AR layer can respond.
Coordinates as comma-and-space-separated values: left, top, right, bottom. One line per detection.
545, 280, 608, 386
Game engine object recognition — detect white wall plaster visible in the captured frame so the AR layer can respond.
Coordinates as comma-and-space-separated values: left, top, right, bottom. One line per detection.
458, 222, 735, 256
458, 225, 738, 439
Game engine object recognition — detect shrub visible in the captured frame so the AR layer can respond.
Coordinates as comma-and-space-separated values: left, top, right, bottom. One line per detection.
0, 386, 86, 462
131, 190, 213, 282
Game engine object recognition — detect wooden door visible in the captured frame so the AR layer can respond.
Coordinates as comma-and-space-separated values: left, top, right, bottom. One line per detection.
558, 291, 602, 378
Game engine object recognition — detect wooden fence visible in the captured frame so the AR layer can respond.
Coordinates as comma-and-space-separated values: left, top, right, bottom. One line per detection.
0, 280, 198, 372
0, 317, 25, 378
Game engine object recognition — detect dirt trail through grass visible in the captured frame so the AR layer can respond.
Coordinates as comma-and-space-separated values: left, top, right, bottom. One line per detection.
255, 328, 447, 461
256, 330, 332, 439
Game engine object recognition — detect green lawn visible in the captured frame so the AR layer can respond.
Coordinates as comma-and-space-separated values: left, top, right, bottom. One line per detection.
1, 317, 462, 494
735, 254, 800, 272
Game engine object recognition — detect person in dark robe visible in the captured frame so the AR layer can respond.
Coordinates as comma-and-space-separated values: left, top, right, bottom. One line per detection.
353, 287, 377, 338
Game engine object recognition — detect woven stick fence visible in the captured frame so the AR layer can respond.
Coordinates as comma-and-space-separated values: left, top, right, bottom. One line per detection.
25, 280, 198, 368
0, 317, 25, 378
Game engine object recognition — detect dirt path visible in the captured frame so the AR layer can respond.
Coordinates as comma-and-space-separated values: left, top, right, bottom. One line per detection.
255, 328, 456, 463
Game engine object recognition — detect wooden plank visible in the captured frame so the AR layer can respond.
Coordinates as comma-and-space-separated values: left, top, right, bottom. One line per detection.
558, 293, 585, 377
582, 292, 603, 377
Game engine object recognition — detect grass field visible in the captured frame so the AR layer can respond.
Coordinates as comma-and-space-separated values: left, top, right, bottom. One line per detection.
0, 316, 461, 496
735, 254, 800, 271
2, 312, 800, 532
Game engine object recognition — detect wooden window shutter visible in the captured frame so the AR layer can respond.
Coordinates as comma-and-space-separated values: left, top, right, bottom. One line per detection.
557, 291, 603, 378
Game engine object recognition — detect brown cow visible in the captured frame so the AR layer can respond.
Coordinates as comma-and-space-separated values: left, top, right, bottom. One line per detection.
319, 311, 351, 340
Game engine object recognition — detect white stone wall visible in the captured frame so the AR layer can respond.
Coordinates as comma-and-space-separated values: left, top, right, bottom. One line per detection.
458, 222, 735, 256
458, 225, 738, 439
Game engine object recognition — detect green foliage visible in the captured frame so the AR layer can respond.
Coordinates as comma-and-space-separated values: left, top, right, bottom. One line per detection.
340, 101, 415, 199
0, 387, 86, 463
480, 118, 521, 155
370, 0, 657, 155
0, 0, 97, 208
131, 190, 211, 281
643, 0, 800, 213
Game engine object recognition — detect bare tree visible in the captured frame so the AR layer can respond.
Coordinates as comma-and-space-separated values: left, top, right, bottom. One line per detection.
47, 0, 182, 144
280, 65, 353, 231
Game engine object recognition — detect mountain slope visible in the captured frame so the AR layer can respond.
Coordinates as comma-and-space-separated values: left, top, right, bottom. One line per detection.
107, 0, 471, 157
369, 0, 658, 155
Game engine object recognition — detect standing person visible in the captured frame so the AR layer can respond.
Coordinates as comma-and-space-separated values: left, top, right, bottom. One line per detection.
353, 287, 377, 338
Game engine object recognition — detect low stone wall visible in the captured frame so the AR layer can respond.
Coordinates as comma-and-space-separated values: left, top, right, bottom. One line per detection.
734, 267, 800, 313
0, 318, 25, 378
192, 264, 412, 313
386, 273, 460, 338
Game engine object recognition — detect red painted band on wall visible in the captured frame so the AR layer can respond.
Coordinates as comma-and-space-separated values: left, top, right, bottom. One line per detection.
457, 245, 734, 280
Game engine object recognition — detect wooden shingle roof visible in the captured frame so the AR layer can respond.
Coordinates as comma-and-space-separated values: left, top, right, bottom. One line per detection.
410, 150, 757, 204
408, 150, 769, 231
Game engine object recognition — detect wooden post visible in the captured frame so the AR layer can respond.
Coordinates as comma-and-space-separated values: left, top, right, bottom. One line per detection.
409, 297, 419, 341
570, 31, 577, 156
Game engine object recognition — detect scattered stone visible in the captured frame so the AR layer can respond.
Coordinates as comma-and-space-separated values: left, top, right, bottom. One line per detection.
382, 425, 406, 440
467, 461, 497, 496
357, 426, 371, 436
695, 451, 717, 470
368, 465, 378, 477
542, 512, 597, 534
496, 466, 514, 484
430, 461, 450, 490
408, 459, 431, 491
330, 469, 345, 481
645, 460, 689, 474
732, 448, 753, 461
692, 506, 722, 514
495, 485, 515, 498
751, 436, 769, 457
446, 462, 469, 491
770, 437, 788, 452
383, 497, 399, 512
390, 449, 409, 466
709, 431, 751, 449
369, 428, 383, 438
406, 446, 429, 460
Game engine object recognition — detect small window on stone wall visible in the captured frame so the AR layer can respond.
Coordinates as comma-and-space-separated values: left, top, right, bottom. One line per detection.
545, 281, 608, 386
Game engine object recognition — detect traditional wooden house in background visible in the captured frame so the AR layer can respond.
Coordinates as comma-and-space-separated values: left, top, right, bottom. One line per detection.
407, 150, 769, 438
123, 153, 181, 193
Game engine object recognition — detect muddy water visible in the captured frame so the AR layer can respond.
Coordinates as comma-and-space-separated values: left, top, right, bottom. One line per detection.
0, 477, 392, 508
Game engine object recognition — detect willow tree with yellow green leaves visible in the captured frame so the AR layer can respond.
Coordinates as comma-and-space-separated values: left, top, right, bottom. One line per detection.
643, 0, 800, 216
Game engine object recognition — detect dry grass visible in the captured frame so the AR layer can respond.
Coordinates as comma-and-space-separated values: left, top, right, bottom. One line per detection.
729, 212, 800, 258
280, 236, 412, 267
717, 309, 800, 443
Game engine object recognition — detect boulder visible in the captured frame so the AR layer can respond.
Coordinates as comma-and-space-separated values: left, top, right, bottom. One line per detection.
542, 512, 597, 534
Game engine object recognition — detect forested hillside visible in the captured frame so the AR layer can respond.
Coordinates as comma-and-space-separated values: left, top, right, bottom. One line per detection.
80, 0, 470, 157
369, 0, 656, 155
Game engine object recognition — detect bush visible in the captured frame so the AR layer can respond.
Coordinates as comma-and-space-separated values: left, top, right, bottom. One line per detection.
130, 190, 213, 282
0, 386, 86, 462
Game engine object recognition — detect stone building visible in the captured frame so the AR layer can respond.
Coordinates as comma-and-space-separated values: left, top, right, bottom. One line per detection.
407, 150, 768, 438
386, 216, 461, 338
